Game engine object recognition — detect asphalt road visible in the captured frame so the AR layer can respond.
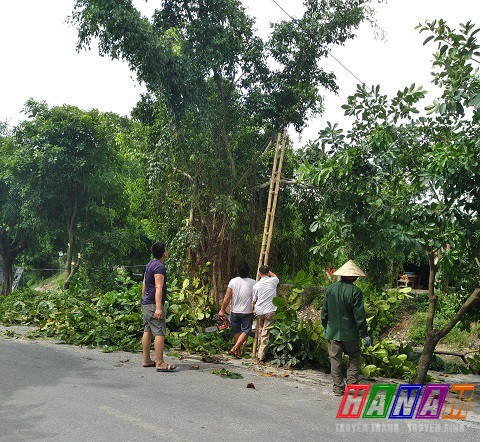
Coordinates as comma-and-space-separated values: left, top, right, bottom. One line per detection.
0, 332, 480, 441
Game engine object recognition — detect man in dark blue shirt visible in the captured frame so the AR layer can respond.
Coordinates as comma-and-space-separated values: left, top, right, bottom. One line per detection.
141, 241, 176, 371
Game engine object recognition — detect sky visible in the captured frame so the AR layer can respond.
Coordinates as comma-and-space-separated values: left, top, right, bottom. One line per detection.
0, 0, 479, 148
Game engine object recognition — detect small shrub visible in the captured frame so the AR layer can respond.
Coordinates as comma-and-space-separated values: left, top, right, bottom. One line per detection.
267, 289, 329, 368
361, 340, 418, 380
364, 287, 413, 339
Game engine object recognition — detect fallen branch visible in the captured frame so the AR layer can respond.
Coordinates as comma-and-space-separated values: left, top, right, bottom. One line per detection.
413, 347, 478, 374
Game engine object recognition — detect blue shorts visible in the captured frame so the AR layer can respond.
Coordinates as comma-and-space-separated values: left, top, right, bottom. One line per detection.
230, 312, 254, 335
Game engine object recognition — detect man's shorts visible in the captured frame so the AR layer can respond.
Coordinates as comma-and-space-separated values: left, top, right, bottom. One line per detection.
229, 312, 254, 335
142, 304, 166, 337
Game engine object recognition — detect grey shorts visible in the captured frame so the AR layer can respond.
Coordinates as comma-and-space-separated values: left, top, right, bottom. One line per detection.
142, 304, 166, 337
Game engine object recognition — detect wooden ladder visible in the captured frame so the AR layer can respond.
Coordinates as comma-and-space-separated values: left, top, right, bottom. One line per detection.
257, 128, 287, 276
251, 128, 286, 358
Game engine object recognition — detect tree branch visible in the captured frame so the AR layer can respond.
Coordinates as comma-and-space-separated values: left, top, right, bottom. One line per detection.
236, 133, 278, 189
172, 166, 195, 182
254, 176, 316, 190
425, 250, 438, 333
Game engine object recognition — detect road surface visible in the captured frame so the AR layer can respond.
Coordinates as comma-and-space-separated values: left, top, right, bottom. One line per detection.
0, 329, 479, 441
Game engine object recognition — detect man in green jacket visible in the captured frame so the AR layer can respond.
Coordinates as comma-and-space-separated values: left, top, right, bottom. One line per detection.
321, 260, 371, 396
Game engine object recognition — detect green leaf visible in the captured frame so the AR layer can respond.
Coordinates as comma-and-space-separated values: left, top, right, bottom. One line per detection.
272, 297, 286, 308
362, 364, 378, 378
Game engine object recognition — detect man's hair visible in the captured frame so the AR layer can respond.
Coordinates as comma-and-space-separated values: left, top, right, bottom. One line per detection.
237, 262, 250, 278
341, 276, 358, 282
152, 241, 166, 259
259, 265, 270, 276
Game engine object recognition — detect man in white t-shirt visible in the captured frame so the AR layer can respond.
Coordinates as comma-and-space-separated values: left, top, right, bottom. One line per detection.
218, 262, 256, 358
252, 265, 279, 362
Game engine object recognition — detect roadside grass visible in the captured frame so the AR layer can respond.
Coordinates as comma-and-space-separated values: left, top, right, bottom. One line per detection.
407, 311, 480, 350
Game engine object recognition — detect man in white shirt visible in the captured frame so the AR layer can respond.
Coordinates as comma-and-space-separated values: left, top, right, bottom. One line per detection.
252, 265, 279, 362
219, 262, 256, 358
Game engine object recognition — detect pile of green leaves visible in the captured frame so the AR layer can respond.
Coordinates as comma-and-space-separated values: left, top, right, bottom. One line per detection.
28, 281, 141, 352
0, 271, 232, 354
164, 272, 232, 354
0, 288, 44, 326
0, 285, 141, 352
361, 340, 419, 380
429, 354, 476, 375
361, 338, 477, 380
268, 288, 329, 368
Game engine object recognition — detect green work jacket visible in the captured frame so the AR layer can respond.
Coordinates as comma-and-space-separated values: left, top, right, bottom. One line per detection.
321, 280, 368, 341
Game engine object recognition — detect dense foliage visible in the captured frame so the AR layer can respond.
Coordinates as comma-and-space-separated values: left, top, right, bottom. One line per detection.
69, 0, 376, 296
270, 290, 329, 368
0, 101, 146, 294
298, 20, 479, 382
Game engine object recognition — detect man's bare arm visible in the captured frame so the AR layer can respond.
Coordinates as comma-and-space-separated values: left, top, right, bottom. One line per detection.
218, 287, 233, 316
154, 273, 164, 320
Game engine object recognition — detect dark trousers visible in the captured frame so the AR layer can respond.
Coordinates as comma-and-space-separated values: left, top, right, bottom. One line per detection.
328, 339, 362, 394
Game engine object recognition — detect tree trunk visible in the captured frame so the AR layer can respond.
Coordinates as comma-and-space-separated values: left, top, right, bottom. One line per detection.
62, 263, 77, 290
64, 195, 78, 275
412, 251, 438, 383
62, 251, 82, 290
412, 331, 438, 384
412, 252, 480, 384
1, 254, 14, 296
65, 241, 73, 274
0, 232, 24, 296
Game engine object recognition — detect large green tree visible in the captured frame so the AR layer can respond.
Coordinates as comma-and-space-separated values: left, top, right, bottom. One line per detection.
0, 124, 43, 295
300, 20, 479, 382
11, 101, 133, 289
71, 0, 377, 296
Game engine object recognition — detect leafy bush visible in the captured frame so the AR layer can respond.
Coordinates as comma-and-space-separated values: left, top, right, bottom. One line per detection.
284, 270, 326, 308
164, 269, 233, 353
407, 311, 479, 350
410, 289, 479, 333
361, 340, 418, 380
267, 288, 329, 368
364, 287, 413, 339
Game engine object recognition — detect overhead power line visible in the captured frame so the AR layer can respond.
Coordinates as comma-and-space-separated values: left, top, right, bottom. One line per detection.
269, 0, 366, 86
270, 0, 293, 20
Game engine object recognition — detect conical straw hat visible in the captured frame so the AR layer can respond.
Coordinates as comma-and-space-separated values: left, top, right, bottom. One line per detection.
333, 260, 366, 277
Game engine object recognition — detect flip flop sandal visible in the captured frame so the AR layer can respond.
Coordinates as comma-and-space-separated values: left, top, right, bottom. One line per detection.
157, 364, 177, 372
229, 350, 242, 359
143, 362, 156, 367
